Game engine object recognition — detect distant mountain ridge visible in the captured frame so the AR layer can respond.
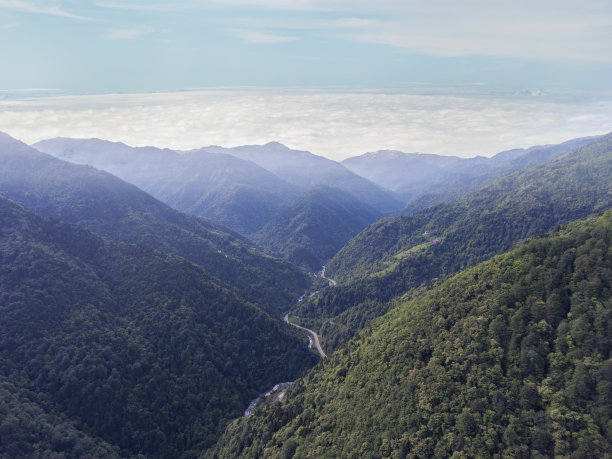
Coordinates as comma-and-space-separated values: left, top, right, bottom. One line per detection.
32, 137, 300, 235
342, 135, 602, 209
198, 142, 402, 214
332, 132, 612, 282
31, 133, 605, 275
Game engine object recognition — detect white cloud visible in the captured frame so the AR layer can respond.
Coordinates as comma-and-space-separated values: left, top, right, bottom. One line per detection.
212, 0, 611, 16
191, 0, 612, 62
1, 88, 611, 160
334, 12, 612, 62
0, 0, 89, 19
231, 28, 299, 44
90, 0, 612, 61
103, 26, 154, 40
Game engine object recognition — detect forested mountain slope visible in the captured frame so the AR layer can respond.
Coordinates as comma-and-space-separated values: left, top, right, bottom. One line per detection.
1, 132, 307, 312
32, 137, 300, 235
254, 186, 381, 270
294, 132, 612, 350
0, 196, 318, 457
212, 210, 612, 458
0, 378, 119, 457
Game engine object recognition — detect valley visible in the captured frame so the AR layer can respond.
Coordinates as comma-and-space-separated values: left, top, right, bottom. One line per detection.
0, 130, 610, 458
3, 2, 610, 457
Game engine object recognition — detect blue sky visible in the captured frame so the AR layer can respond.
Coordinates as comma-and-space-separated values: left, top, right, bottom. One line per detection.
1, 0, 611, 93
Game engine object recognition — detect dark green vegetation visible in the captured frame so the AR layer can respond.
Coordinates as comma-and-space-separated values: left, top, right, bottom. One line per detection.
1, 133, 308, 313
212, 210, 612, 458
0, 379, 118, 457
295, 133, 612, 350
0, 195, 318, 458
254, 186, 381, 271
32, 137, 300, 235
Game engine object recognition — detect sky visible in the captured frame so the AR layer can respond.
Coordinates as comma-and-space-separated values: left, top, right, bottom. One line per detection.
1, 1, 611, 159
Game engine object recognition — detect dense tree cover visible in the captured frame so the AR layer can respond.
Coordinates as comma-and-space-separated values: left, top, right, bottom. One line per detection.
211, 210, 612, 458
0, 378, 119, 458
254, 186, 382, 270
296, 133, 612, 350
0, 196, 318, 458
0, 132, 309, 313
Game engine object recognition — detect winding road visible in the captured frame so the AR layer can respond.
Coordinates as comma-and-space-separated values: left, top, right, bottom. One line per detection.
284, 314, 327, 359
320, 266, 337, 286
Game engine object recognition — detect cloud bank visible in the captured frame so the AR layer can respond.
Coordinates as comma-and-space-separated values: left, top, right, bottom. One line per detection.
1, 88, 611, 160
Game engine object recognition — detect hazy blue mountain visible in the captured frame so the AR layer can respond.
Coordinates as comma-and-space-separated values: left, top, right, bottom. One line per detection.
0, 195, 317, 457
1, 132, 308, 312
342, 136, 602, 209
199, 142, 403, 214
489, 135, 601, 165
342, 149, 478, 201
32, 137, 300, 235
253, 186, 382, 270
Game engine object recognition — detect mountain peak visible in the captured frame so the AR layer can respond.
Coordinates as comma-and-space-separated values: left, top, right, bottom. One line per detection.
263, 141, 290, 149
369, 149, 418, 158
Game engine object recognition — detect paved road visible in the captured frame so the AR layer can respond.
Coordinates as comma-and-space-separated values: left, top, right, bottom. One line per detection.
320, 266, 337, 286
284, 314, 327, 359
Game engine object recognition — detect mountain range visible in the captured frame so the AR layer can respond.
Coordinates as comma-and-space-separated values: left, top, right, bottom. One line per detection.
198, 142, 402, 214
33, 138, 402, 270
32, 137, 300, 235
1, 128, 610, 457
342, 135, 601, 212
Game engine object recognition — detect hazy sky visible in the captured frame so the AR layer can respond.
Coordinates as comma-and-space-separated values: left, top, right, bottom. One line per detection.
1, 0, 611, 92
1, 1, 611, 158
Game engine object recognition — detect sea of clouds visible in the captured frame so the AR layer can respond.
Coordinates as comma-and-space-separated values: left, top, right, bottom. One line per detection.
1, 87, 611, 159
